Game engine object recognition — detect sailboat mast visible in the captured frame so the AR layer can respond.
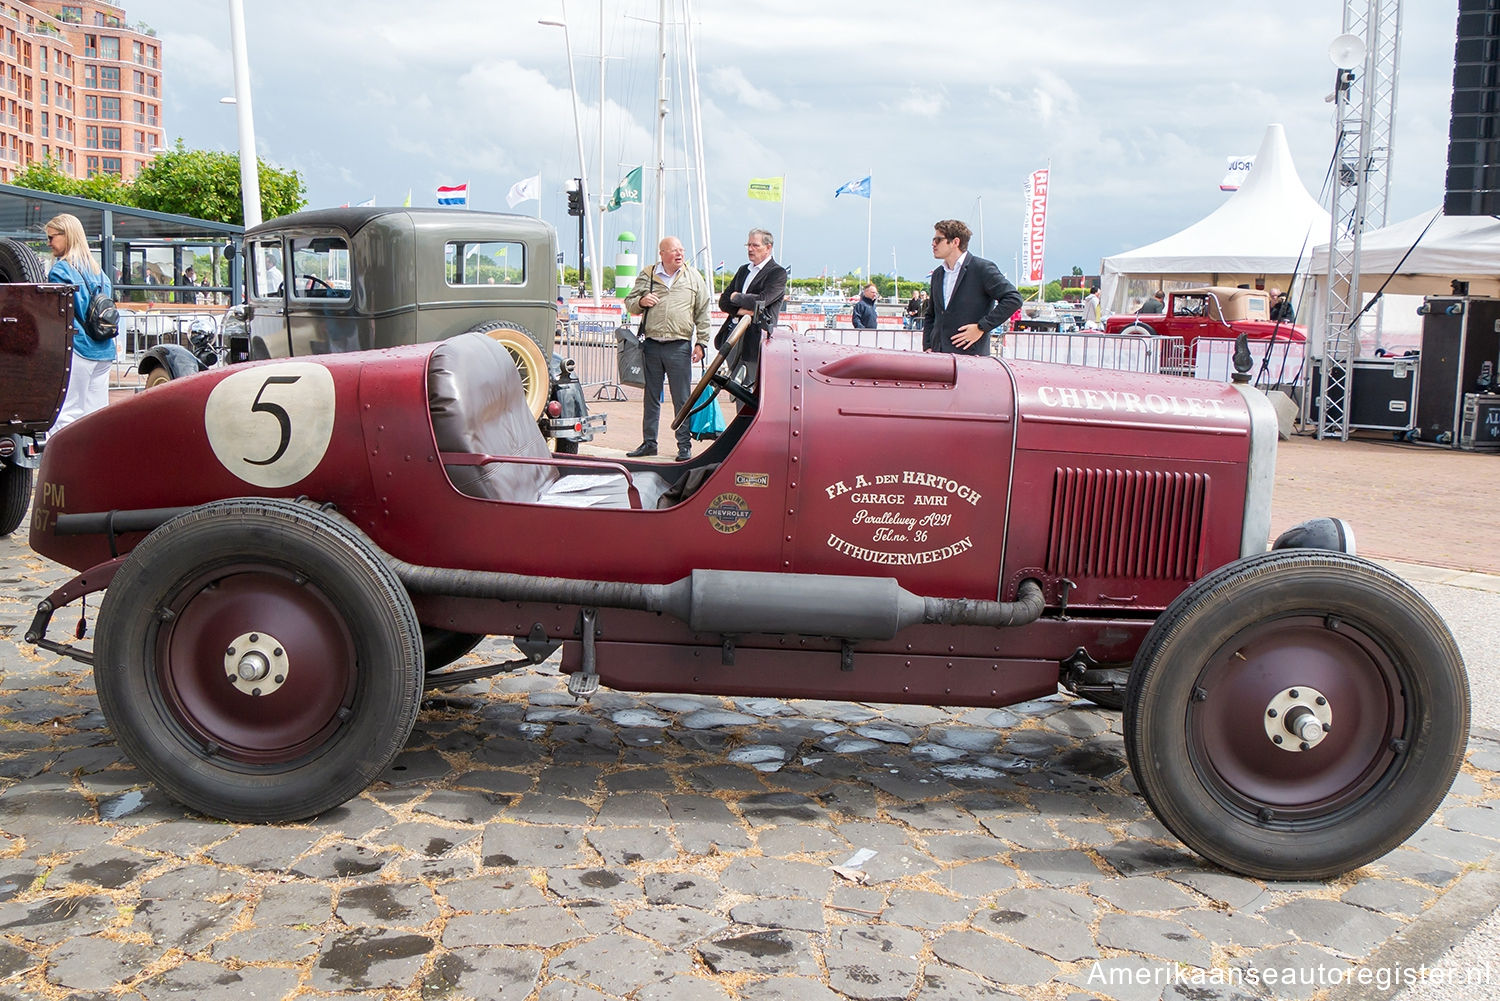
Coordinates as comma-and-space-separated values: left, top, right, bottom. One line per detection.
652, 0, 668, 253
596, 0, 606, 304
682, 0, 712, 283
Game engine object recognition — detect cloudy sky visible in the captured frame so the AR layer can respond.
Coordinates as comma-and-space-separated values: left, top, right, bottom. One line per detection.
125, 0, 1457, 285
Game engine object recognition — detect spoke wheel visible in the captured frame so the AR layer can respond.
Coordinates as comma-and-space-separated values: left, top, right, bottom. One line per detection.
96, 499, 424, 822
465, 322, 548, 418
1124, 550, 1469, 880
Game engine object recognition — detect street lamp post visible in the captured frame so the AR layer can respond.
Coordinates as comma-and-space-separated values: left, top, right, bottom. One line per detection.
540, 6, 602, 306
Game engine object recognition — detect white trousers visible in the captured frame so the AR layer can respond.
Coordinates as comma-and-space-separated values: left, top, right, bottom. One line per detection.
51, 357, 113, 433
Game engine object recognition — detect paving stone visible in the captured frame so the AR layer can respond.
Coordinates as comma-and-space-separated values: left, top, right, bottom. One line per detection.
536, 765, 605, 798
736, 976, 846, 1001
824, 924, 922, 1000
612, 708, 671, 727
624, 906, 730, 948
915, 965, 1025, 1000
1179, 909, 1290, 949
910, 742, 967, 763
941, 859, 1019, 896
1468, 746, 1500, 772
305, 796, 395, 838
43, 933, 152, 992
1090, 875, 1198, 912
482, 823, 585, 867
883, 888, 974, 929
550, 932, 692, 994
133, 895, 240, 953
981, 887, 1097, 962
887, 801, 976, 832
252, 880, 335, 925
1057, 819, 1121, 847
421, 947, 544, 1001
740, 792, 827, 826
204, 826, 321, 870
310, 927, 435, 991
757, 824, 847, 857
645, 871, 722, 909
1440, 804, 1500, 839
1259, 898, 1401, 956
337, 881, 439, 928
721, 857, 832, 899
138, 863, 247, 900
676, 822, 754, 855
637, 974, 734, 1001
290, 842, 393, 880
444, 905, 585, 948
212, 924, 324, 965
437, 875, 546, 913
0, 861, 37, 902
1010, 848, 1103, 886
697, 929, 821, 978
0, 893, 114, 943
1405, 824, 1500, 863
930, 929, 1059, 986
854, 724, 915, 745
1373, 847, 1463, 885
53, 846, 151, 889
0, 789, 94, 835
452, 769, 533, 795
414, 788, 509, 826
731, 898, 826, 933
1233, 943, 1349, 1000
124, 820, 233, 857
868, 768, 956, 801
1167, 870, 1270, 910
0, 940, 35, 981
502, 794, 597, 826
974, 813, 1067, 849
596, 792, 670, 825
1098, 912, 1211, 966
584, 825, 674, 864
1340, 877, 1435, 916
373, 821, 476, 858
135, 959, 301, 1001
1098, 839, 1199, 877
682, 709, 757, 729
547, 866, 643, 903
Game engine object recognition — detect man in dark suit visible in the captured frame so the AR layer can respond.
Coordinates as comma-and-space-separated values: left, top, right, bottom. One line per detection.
923, 219, 1022, 356
717, 228, 787, 367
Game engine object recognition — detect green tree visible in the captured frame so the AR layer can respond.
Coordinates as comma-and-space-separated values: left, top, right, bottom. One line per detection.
131, 141, 306, 225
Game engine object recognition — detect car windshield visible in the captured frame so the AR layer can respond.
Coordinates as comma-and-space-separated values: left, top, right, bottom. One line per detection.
290, 236, 351, 301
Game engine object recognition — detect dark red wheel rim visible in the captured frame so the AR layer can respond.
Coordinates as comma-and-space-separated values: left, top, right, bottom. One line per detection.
155, 566, 357, 765
1187, 614, 1405, 822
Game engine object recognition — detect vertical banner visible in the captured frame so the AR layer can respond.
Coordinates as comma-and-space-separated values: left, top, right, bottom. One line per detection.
1020, 168, 1049, 285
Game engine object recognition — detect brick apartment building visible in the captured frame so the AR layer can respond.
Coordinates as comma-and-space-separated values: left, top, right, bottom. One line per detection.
0, 0, 161, 183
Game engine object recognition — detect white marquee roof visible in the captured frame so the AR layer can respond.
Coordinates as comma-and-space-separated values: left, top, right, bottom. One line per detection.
1308, 207, 1500, 297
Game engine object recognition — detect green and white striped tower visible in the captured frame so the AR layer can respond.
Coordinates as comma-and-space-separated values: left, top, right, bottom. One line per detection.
614, 231, 637, 298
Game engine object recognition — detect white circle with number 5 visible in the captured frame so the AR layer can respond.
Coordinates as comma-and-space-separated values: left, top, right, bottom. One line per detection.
204, 363, 336, 488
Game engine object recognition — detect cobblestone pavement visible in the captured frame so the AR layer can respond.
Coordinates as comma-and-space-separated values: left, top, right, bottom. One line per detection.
0, 528, 1497, 1001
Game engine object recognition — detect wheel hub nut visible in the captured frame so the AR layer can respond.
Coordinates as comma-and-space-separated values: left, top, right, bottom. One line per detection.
1263, 686, 1332, 752
224, 632, 289, 697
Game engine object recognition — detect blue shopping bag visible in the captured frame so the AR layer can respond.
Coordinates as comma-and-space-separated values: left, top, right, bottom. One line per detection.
689, 383, 727, 440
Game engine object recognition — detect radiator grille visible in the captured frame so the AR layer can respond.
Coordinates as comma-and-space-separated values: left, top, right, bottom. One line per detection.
1046, 467, 1208, 580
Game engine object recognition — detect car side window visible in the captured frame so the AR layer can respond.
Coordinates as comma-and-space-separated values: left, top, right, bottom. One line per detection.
249, 240, 284, 299
445, 241, 524, 287
289, 236, 351, 302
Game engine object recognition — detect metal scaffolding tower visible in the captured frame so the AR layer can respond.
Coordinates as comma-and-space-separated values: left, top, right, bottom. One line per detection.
1317, 0, 1403, 440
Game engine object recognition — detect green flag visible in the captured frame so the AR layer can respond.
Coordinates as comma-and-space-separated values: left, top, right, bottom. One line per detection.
606, 166, 642, 212
747, 177, 783, 202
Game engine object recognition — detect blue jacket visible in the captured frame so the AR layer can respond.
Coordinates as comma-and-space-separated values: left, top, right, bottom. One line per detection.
49, 258, 115, 362
851, 294, 878, 329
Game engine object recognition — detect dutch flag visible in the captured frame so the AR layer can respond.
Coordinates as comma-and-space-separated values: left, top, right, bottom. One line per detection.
437, 183, 468, 207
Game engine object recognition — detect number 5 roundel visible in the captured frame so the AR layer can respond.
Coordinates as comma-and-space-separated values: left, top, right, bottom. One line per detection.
204, 363, 336, 488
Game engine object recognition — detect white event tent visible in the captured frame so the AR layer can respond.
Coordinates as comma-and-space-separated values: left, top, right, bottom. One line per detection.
1301, 209, 1500, 355
1099, 124, 1332, 313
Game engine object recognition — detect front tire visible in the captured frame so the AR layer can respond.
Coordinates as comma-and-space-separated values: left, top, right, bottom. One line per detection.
0, 463, 32, 535
0, 238, 46, 283
1124, 551, 1469, 880
95, 498, 425, 822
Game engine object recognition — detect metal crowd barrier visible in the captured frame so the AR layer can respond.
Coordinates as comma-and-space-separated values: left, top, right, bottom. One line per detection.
1191, 335, 1306, 390
557, 319, 629, 401
1002, 330, 1189, 376
110, 307, 225, 389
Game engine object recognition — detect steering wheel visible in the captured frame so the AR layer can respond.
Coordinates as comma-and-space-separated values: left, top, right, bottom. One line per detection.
671, 313, 754, 431
304, 275, 333, 293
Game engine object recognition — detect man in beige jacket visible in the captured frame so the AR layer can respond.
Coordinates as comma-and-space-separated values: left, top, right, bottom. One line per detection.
624, 236, 710, 460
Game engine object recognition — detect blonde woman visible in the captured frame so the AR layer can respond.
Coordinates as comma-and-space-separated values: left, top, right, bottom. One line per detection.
45, 213, 115, 431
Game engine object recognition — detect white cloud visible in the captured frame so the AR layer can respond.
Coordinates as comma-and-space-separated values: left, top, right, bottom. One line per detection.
709, 67, 783, 111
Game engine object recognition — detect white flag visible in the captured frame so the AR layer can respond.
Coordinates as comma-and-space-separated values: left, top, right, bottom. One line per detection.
507, 174, 540, 208
1220, 156, 1254, 192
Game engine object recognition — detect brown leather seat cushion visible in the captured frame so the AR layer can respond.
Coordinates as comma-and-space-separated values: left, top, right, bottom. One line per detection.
428, 333, 557, 502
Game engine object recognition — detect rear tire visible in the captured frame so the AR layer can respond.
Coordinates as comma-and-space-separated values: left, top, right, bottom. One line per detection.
95, 498, 425, 822
464, 322, 548, 418
0, 239, 47, 283
0, 464, 32, 536
143, 365, 173, 389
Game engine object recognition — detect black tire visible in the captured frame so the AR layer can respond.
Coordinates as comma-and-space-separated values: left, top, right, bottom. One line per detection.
421, 627, 484, 671
1124, 550, 1469, 880
553, 437, 580, 455
1080, 688, 1125, 712
94, 498, 425, 822
0, 463, 32, 536
0, 238, 46, 283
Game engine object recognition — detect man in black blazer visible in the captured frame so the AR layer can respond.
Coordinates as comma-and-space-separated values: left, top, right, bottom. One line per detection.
717, 228, 787, 367
922, 218, 1022, 356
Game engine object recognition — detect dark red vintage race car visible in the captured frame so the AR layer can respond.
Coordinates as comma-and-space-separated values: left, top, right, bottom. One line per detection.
25, 320, 1468, 880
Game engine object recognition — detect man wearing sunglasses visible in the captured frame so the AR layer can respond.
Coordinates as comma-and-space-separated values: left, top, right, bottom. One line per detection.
923, 219, 1022, 356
